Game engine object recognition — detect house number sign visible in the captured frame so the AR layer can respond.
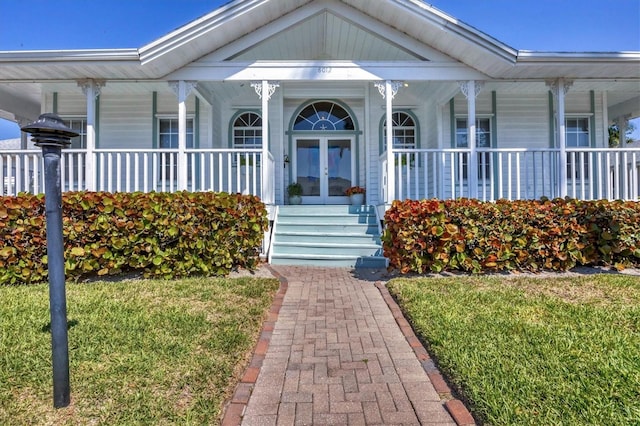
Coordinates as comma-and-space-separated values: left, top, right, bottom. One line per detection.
318, 67, 332, 74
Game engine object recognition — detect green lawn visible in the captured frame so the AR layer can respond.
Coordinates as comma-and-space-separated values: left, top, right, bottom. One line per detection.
387, 274, 640, 426
0, 276, 279, 425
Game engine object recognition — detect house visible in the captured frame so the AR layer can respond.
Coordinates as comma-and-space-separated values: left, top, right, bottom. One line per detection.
0, 0, 639, 264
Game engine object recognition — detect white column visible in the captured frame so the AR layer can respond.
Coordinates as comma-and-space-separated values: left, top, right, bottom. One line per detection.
557, 80, 568, 198
616, 115, 630, 198
170, 81, 197, 191
547, 79, 572, 198
261, 81, 270, 201
617, 116, 629, 146
16, 117, 31, 150
374, 80, 402, 204
459, 80, 483, 199
78, 79, 104, 191
251, 81, 279, 202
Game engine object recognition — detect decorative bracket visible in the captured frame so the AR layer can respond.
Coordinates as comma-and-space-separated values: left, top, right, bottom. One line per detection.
374, 81, 403, 100
168, 81, 198, 100
458, 80, 484, 99
545, 79, 573, 98
77, 79, 106, 98
251, 81, 280, 101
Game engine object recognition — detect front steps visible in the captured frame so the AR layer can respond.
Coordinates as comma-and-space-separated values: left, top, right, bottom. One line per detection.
270, 205, 387, 268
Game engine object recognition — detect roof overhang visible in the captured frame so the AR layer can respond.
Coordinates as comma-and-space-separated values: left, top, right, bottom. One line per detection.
0, 0, 636, 83
0, 49, 150, 80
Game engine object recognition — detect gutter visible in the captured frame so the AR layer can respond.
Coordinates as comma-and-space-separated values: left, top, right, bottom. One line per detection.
517, 50, 640, 63
0, 49, 140, 62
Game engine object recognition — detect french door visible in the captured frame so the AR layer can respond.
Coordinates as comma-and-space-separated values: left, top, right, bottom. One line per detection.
293, 137, 354, 204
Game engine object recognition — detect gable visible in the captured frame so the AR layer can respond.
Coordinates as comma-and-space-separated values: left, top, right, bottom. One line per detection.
227, 11, 428, 61
140, 0, 516, 77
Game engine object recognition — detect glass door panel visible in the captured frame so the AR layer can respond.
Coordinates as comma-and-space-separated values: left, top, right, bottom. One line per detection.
295, 139, 320, 197
327, 139, 352, 197
293, 137, 355, 204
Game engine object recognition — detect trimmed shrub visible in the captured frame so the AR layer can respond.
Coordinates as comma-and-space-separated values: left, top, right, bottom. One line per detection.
0, 191, 267, 285
382, 198, 640, 274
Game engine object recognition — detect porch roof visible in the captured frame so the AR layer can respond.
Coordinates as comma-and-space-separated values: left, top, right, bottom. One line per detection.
0, 0, 638, 122
0, 0, 638, 81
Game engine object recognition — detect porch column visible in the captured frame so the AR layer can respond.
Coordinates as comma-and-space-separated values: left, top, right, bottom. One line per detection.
459, 80, 483, 199
616, 115, 629, 146
615, 115, 630, 198
251, 80, 279, 202
170, 81, 197, 191
547, 78, 572, 198
375, 80, 402, 204
78, 79, 104, 191
16, 116, 31, 150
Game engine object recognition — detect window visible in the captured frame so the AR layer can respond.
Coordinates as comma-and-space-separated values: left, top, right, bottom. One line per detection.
293, 101, 354, 131
158, 118, 193, 180
63, 118, 87, 149
233, 112, 262, 148
456, 117, 491, 179
62, 117, 87, 186
565, 117, 590, 179
383, 111, 417, 149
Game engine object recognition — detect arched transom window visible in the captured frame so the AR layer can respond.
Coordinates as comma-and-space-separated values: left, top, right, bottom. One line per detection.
383, 111, 417, 149
293, 101, 355, 131
233, 112, 262, 148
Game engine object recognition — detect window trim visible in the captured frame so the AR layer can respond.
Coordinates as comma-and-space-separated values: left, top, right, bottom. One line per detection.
565, 115, 591, 180
454, 116, 494, 180
60, 116, 87, 149
156, 116, 195, 149
229, 110, 263, 149
378, 109, 421, 153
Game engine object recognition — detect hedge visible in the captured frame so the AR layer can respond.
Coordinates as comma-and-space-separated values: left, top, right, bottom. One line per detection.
382, 198, 640, 274
0, 191, 267, 285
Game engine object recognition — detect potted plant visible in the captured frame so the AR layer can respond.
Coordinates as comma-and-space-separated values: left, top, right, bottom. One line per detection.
287, 182, 303, 204
345, 185, 365, 205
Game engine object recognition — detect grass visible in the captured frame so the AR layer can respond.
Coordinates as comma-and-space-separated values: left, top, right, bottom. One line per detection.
0, 276, 279, 425
387, 274, 640, 426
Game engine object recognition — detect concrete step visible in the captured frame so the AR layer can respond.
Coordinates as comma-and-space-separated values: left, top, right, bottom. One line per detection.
279, 205, 376, 215
275, 231, 381, 245
276, 213, 377, 224
270, 204, 386, 268
276, 222, 379, 234
272, 241, 383, 257
270, 253, 387, 268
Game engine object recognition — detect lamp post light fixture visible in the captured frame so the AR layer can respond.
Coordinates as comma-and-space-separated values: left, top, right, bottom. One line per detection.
21, 113, 78, 408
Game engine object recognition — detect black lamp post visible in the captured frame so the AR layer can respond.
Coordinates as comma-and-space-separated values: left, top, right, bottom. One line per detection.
21, 113, 78, 408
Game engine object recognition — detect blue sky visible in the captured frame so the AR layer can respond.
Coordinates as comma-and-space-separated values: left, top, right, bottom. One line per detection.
1, 0, 639, 139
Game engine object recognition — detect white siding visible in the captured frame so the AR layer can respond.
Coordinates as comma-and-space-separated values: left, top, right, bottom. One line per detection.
100, 93, 153, 149
496, 93, 549, 149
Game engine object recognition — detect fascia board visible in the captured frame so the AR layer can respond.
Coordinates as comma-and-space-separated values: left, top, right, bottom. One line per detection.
517, 50, 640, 63
138, 0, 275, 66
0, 49, 140, 62
166, 60, 488, 81
394, 0, 518, 64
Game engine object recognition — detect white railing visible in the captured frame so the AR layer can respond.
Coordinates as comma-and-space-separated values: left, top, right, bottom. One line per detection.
389, 147, 640, 202
1, 148, 270, 200
1, 150, 43, 195
4, 147, 639, 202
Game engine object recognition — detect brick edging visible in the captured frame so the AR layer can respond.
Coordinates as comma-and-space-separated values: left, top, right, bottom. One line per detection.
375, 281, 476, 426
220, 266, 289, 426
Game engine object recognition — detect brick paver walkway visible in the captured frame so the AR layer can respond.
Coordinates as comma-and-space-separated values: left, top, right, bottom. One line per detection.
235, 266, 468, 425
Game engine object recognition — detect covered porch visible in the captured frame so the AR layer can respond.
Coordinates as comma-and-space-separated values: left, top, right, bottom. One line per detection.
3, 140, 640, 202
